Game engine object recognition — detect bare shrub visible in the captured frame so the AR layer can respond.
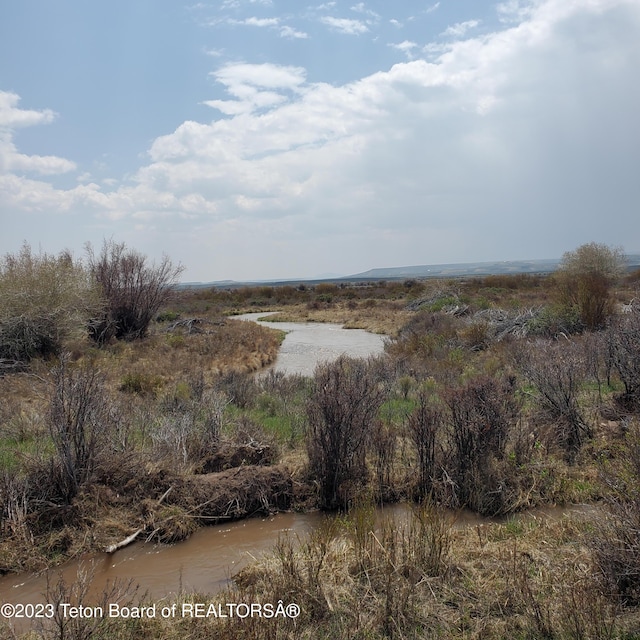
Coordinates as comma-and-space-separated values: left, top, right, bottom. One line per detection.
591, 421, 640, 606
86, 240, 183, 343
0, 471, 32, 545
43, 564, 140, 640
306, 356, 388, 510
48, 360, 116, 503
408, 389, 442, 500
515, 339, 591, 462
444, 375, 521, 514
216, 369, 257, 408
151, 389, 228, 469
371, 420, 397, 502
607, 312, 640, 410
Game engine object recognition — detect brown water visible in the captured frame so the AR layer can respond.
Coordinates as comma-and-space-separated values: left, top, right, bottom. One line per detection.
0, 502, 597, 636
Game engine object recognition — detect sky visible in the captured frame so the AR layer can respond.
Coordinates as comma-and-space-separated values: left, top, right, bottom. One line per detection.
1, 0, 639, 282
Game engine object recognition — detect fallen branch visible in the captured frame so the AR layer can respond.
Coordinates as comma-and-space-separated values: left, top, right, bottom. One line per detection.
105, 528, 143, 554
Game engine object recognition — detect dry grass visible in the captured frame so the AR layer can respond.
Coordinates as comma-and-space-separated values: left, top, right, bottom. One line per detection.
94, 317, 282, 392
263, 301, 411, 336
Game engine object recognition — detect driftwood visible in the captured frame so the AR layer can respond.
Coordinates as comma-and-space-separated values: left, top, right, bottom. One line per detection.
165, 317, 225, 335
105, 486, 174, 553
105, 528, 143, 554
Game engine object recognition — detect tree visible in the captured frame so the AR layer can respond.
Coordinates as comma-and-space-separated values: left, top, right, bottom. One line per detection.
556, 242, 625, 330
0, 244, 98, 372
86, 240, 184, 343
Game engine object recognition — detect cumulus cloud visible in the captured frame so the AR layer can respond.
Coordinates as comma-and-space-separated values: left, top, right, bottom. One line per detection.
0, 91, 76, 175
320, 16, 369, 35
279, 25, 308, 39
389, 40, 419, 59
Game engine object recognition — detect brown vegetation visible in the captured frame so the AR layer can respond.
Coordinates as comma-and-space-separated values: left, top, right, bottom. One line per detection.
3, 242, 640, 639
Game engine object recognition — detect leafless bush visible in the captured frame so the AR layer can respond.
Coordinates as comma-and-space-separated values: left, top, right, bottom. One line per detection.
591, 421, 640, 606
408, 389, 442, 500
371, 420, 397, 502
216, 369, 257, 408
86, 240, 183, 343
152, 388, 229, 469
607, 312, 640, 410
0, 471, 32, 545
48, 360, 115, 503
306, 356, 388, 510
444, 375, 521, 514
515, 339, 591, 462
42, 564, 140, 640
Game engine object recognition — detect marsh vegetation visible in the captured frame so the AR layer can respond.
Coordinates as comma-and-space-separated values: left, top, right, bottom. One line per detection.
2, 241, 640, 638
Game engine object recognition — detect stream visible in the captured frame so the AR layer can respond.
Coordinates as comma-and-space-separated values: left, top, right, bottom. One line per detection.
235, 312, 386, 376
0, 315, 597, 634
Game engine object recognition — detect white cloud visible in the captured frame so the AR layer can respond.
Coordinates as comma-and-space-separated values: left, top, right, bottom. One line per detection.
213, 62, 306, 90
350, 3, 380, 20
0, 92, 56, 129
230, 16, 279, 27
442, 19, 481, 38
426, 2, 440, 14
0, 91, 76, 175
279, 25, 309, 39
221, 0, 272, 7
389, 40, 418, 59
320, 16, 369, 35
202, 63, 306, 115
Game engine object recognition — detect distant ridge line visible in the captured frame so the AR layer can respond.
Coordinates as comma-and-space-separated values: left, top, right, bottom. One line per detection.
180, 254, 640, 289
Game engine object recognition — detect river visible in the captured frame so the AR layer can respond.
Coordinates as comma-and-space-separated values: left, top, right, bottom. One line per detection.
235, 312, 386, 376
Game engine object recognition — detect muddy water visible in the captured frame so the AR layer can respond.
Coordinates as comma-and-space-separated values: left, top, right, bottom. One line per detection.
0, 503, 596, 636
0, 512, 325, 613
236, 312, 386, 376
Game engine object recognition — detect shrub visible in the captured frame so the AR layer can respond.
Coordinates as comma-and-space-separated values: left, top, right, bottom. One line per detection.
0, 244, 97, 371
48, 360, 117, 503
86, 240, 183, 343
443, 375, 521, 514
607, 312, 640, 409
306, 356, 388, 510
408, 389, 442, 500
556, 242, 625, 330
515, 339, 591, 461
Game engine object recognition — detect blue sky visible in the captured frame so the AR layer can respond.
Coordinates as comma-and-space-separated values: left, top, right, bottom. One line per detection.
1, 0, 639, 281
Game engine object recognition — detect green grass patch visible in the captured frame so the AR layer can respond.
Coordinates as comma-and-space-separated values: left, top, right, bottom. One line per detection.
379, 397, 416, 425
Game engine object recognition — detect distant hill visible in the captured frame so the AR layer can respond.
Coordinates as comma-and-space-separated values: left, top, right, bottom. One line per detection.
349, 258, 561, 280
350, 254, 640, 280
179, 254, 640, 289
